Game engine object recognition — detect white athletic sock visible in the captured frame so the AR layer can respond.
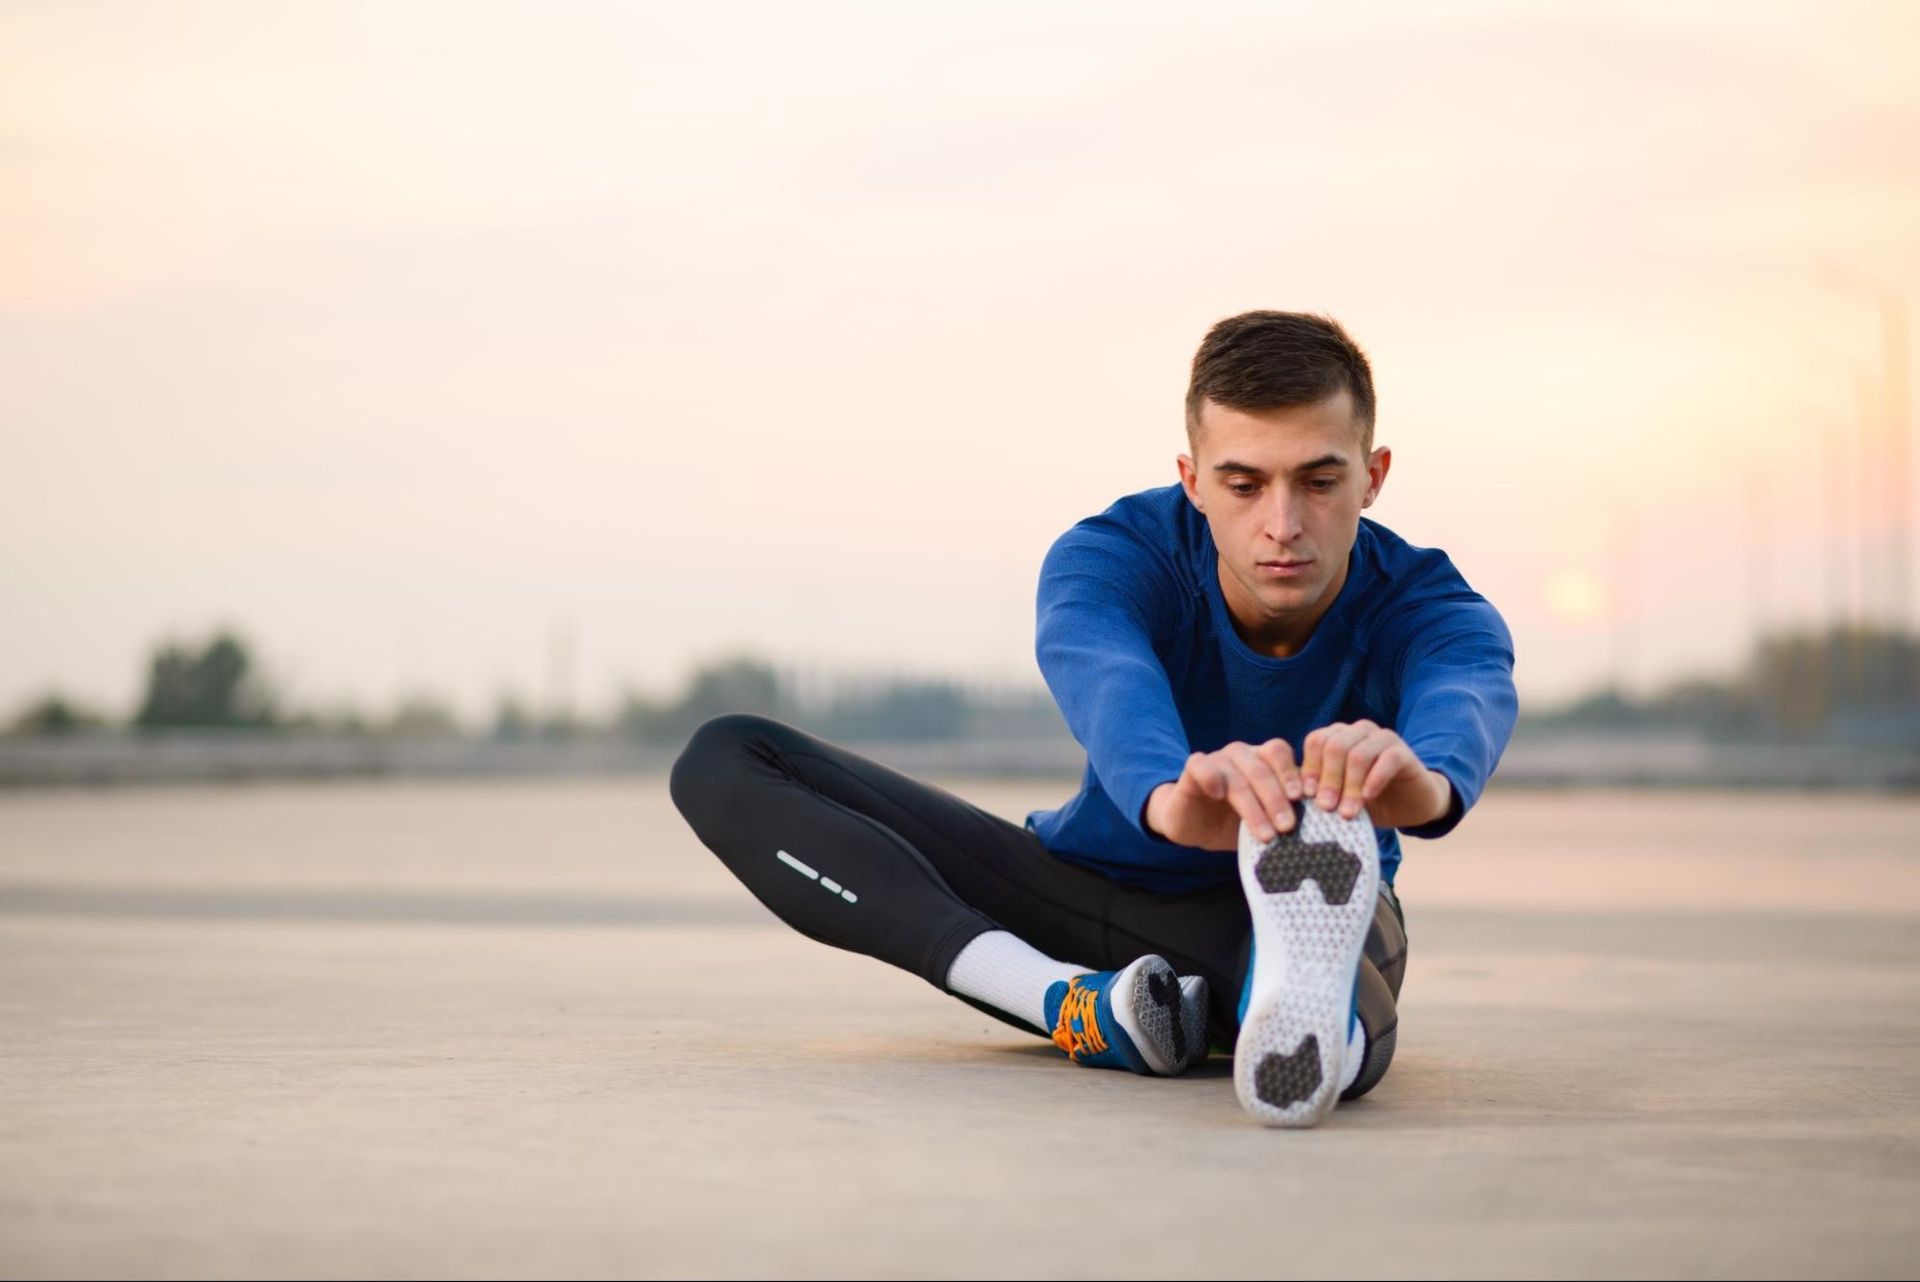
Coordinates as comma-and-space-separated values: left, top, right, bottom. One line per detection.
945, 930, 1087, 1032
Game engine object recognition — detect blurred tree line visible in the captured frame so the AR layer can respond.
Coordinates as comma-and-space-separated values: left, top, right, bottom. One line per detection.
10, 631, 278, 735
12, 623, 1915, 744
4, 633, 1068, 745
135, 633, 277, 729
603, 656, 1062, 745
1520, 625, 1920, 740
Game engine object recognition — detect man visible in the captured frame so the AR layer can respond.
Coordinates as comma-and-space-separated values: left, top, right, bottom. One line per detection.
670, 311, 1517, 1127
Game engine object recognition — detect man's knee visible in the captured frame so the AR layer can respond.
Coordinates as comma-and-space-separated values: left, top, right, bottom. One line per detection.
1340, 1020, 1398, 1101
1366, 888, 1408, 1001
668, 712, 784, 828
1340, 956, 1399, 1101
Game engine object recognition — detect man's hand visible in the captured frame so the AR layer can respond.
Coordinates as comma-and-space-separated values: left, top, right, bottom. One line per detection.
1298, 719, 1451, 830
1143, 739, 1305, 852
1143, 723, 1453, 850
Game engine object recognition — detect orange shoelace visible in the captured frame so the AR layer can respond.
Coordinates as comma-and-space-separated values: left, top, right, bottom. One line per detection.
1050, 976, 1108, 1061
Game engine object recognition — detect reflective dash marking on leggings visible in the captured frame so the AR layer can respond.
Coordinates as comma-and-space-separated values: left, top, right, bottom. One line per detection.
777, 850, 856, 905
775, 850, 819, 879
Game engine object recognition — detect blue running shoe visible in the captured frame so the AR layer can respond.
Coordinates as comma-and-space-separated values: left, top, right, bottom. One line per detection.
1233, 801, 1381, 1127
1045, 954, 1209, 1076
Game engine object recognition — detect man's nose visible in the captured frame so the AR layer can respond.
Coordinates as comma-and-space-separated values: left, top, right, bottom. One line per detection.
1264, 490, 1304, 543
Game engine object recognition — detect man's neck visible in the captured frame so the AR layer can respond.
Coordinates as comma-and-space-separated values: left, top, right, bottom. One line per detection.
1216, 550, 1352, 659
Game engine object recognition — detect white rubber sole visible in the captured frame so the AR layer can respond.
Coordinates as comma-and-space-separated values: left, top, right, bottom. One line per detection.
1108, 955, 1210, 1076
1233, 803, 1381, 1128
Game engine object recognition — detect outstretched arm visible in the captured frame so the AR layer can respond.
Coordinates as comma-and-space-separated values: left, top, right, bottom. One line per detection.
1037, 522, 1310, 849
1291, 599, 1516, 834
1034, 523, 1192, 842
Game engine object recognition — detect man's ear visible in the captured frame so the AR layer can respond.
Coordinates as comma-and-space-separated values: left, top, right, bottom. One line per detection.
1361, 445, 1392, 508
1177, 453, 1204, 511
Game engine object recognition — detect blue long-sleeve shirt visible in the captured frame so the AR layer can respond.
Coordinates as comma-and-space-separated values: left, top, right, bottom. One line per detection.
1025, 484, 1518, 892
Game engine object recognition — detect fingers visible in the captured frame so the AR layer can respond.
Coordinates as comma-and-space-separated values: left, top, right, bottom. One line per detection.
1256, 738, 1304, 804
1182, 726, 1417, 837
1184, 751, 1228, 801
1298, 726, 1329, 801
1301, 720, 1375, 811
1304, 720, 1425, 818
1338, 730, 1408, 819
1225, 740, 1295, 839
1359, 741, 1419, 806
1208, 745, 1279, 843
1181, 741, 1298, 842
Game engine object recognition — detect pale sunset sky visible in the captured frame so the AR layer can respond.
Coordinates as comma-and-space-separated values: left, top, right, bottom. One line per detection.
4, 0, 1917, 722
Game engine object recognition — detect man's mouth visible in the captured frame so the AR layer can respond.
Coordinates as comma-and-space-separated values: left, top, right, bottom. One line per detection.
1258, 559, 1312, 577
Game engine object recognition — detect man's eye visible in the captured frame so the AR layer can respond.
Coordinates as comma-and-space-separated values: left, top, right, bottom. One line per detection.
1228, 483, 1256, 496
1308, 478, 1337, 492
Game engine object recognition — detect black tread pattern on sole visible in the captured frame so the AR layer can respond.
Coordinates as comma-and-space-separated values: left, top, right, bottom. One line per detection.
1144, 967, 1186, 1065
1253, 834, 1362, 905
1254, 1034, 1323, 1109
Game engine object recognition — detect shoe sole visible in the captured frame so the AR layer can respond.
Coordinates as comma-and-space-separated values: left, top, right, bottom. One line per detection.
1234, 802, 1381, 1127
1110, 956, 1209, 1077
1178, 975, 1211, 1072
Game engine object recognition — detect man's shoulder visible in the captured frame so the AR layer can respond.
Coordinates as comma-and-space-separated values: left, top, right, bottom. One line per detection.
1037, 485, 1205, 627
1353, 518, 1511, 645
1050, 485, 1202, 570
1357, 516, 1455, 583
1081, 483, 1195, 536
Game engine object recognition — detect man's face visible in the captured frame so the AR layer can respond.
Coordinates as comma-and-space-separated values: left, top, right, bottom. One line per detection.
1176, 391, 1390, 625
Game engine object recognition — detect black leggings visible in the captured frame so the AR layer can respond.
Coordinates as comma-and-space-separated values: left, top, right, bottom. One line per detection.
669, 713, 1407, 1097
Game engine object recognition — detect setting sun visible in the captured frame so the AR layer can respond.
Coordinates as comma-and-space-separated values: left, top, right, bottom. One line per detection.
1544, 567, 1613, 623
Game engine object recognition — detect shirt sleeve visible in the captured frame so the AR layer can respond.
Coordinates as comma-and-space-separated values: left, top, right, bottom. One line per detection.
1034, 519, 1194, 842
1388, 597, 1519, 840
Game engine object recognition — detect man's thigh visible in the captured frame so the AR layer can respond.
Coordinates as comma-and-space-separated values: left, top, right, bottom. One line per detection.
768, 724, 1265, 992
742, 718, 1142, 969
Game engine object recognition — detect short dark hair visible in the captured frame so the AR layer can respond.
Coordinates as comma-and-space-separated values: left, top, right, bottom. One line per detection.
1185, 311, 1376, 452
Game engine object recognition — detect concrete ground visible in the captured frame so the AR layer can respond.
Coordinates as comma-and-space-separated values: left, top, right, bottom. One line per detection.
2, 779, 1917, 1279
